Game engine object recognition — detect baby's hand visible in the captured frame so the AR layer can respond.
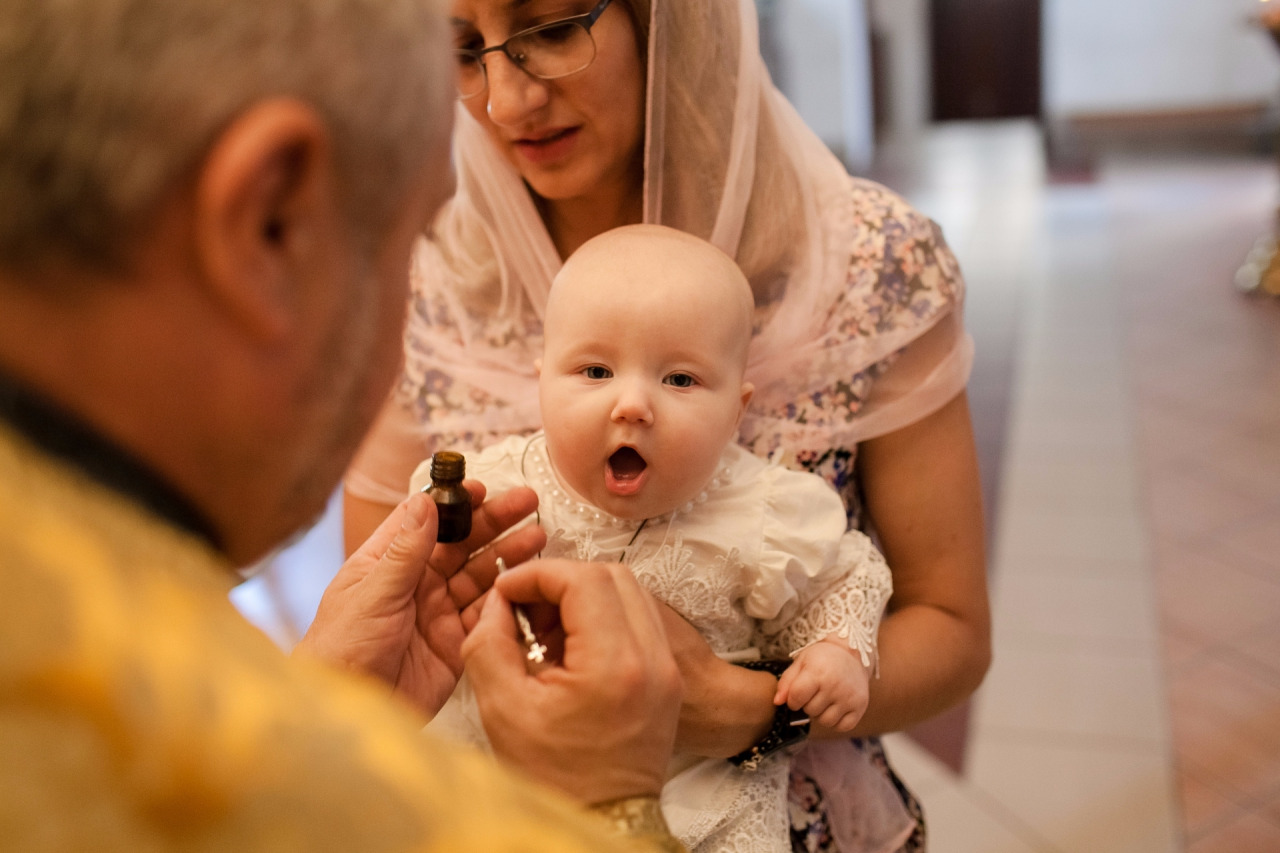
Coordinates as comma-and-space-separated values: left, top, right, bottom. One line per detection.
773, 638, 871, 734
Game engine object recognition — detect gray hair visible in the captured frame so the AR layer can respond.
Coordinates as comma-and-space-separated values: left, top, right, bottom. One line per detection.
0, 0, 451, 273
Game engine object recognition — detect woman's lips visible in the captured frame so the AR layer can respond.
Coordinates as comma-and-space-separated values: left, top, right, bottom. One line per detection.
512, 127, 579, 166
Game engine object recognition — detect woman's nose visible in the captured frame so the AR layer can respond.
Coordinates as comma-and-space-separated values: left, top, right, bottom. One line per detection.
611, 382, 654, 425
484, 56, 550, 127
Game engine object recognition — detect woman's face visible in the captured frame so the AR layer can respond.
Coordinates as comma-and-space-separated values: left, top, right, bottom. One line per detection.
450, 0, 645, 213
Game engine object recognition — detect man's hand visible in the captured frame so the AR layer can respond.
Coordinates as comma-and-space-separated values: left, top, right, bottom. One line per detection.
462, 560, 683, 804
295, 483, 545, 717
774, 637, 871, 734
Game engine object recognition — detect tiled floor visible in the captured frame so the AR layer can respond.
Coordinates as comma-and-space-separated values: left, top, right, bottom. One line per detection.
1121, 160, 1280, 852
233, 121, 1280, 852
873, 122, 1280, 852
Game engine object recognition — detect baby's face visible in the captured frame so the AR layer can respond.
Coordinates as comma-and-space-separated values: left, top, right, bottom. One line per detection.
539, 229, 754, 520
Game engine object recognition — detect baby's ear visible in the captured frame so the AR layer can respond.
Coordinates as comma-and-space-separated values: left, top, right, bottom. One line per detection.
534, 357, 543, 376
738, 382, 754, 418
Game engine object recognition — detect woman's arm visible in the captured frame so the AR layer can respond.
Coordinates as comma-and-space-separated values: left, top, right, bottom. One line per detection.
342, 392, 433, 557
344, 488, 399, 557
663, 392, 987, 751
851, 390, 991, 735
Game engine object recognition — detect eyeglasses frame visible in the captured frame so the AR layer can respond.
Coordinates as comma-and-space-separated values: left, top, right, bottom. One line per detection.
454, 0, 615, 100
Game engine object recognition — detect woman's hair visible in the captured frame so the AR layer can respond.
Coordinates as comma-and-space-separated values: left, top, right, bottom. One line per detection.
615, 0, 651, 53
0, 0, 452, 275
647, 0, 804, 308
353, 0, 971, 502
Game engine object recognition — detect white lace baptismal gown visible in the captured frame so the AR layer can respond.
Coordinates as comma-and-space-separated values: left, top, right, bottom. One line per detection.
412, 433, 894, 853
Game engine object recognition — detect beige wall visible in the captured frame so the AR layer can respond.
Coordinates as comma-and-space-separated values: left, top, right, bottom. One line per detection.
768, 0, 877, 170
1046, 0, 1279, 118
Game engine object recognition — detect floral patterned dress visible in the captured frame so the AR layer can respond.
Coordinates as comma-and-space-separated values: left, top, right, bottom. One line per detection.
414, 434, 895, 853
351, 177, 969, 853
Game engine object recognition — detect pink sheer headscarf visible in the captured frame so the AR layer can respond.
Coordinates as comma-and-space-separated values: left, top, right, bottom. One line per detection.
346, 0, 971, 504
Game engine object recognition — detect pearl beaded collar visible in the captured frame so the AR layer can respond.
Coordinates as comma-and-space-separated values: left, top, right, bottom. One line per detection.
519, 435, 734, 529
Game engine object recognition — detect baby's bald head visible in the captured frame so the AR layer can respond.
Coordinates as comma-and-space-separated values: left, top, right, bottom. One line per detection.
538, 225, 757, 520
545, 224, 755, 374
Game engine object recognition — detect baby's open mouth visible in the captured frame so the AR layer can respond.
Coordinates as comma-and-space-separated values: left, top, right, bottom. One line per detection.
608, 446, 647, 481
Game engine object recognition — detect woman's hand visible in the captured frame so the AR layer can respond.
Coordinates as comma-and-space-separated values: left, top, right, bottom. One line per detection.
463, 560, 683, 804
655, 602, 776, 758
294, 484, 546, 718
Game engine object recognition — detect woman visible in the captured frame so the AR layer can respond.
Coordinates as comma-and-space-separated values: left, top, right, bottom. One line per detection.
346, 0, 990, 849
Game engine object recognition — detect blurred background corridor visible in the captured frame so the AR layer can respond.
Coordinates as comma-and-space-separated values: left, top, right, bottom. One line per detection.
234, 1, 1280, 850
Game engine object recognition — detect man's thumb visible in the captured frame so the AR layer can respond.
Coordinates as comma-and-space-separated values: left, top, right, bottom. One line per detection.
374, 492, 437, 594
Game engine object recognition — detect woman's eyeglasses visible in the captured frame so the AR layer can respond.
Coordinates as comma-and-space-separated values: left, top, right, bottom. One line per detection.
454, 0, 614, 100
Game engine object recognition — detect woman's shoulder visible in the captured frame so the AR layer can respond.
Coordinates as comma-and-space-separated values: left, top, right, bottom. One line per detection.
835, 173, 964, 314
845, 175, 949, 248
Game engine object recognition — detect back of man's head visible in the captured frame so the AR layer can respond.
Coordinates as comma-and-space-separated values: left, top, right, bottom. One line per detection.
0, 0, 450, 277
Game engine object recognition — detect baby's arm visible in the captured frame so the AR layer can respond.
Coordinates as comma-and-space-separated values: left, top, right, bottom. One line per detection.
773, 636, 871, 733
752, 464, 894, 735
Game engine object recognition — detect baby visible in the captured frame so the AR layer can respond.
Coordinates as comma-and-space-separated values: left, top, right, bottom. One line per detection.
413, 225, 893, 853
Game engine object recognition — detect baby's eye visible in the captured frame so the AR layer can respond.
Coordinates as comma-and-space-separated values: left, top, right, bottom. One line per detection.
583, 366, 612, 380
664, 372, 697, 388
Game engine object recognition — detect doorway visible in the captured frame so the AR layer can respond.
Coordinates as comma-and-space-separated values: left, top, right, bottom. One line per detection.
930, 0, 1041, 121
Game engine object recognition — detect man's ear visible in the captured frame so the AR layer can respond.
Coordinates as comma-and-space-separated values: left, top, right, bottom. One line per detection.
191, 98, 333, 342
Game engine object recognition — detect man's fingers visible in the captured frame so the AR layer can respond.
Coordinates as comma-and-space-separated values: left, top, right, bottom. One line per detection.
446, 522, 547, 610
494, 560, 634, 667
462, 479, 489, 507
467, 484, 537, 543
602, 563, 671, 657
363, 492, 438, 606
430, 485, 535, 571
490, 558, 571, 605
462, 589, 532, 689
459, 590, 489, 633
296, 492, 436, 675
471, 558, 681, 803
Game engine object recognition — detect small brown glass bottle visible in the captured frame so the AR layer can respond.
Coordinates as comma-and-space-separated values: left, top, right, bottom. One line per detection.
425, 451, 471, 543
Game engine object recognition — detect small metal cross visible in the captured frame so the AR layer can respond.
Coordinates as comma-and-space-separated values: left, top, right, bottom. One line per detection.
496, 558, 548, 664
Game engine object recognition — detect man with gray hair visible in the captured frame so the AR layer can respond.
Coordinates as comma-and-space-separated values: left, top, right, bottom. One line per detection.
0, 1, 684, 849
